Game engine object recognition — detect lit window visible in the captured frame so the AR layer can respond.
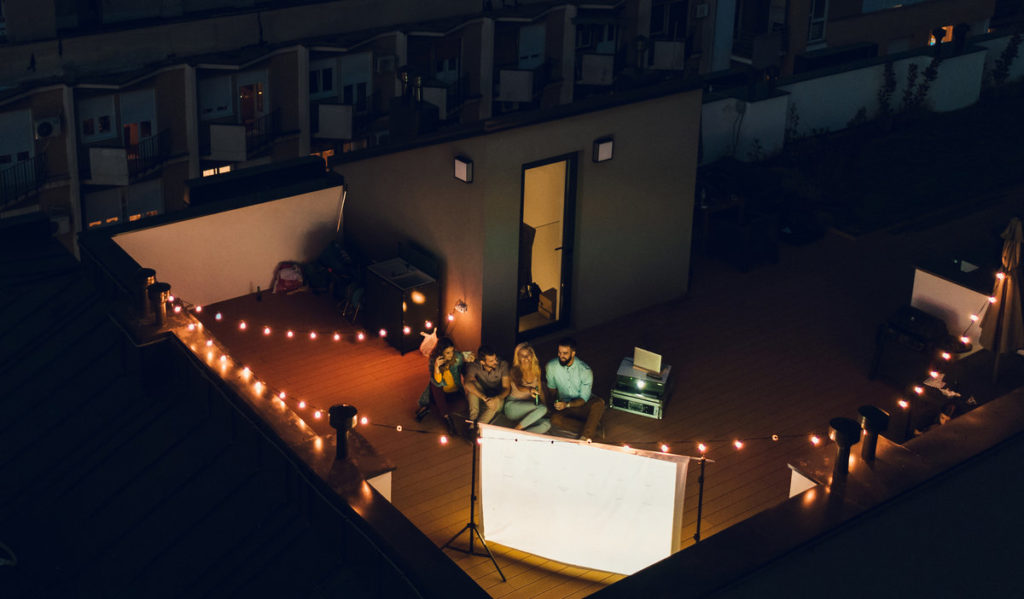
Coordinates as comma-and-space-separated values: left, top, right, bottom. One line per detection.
202, 165, 232, 177
929, 25, 953, 46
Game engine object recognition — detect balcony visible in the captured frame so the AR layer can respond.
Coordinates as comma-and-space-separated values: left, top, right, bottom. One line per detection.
0, 153, 47, 211
312, 103, 353, 140
732, 26, 787, 66
203, 110, 280, 162
576, 53, 616, 86
80, 131, 171, 186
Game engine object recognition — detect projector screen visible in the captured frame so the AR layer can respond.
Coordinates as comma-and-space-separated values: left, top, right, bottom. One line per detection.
478, 424, 689, 575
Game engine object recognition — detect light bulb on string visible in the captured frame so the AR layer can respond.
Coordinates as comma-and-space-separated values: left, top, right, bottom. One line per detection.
898, 399, 910, 409
440, 435, 449, 445
219, 355, 227, 363
771, 434, 780, 441
378, 328, 387, 338
357, 332, 366, 341
206, 351, 214, 361
278, 391, 286, 399
960, 336, 970, 344
314, 410, 323, 420
241, 366, 251, 378
254, 381, 263, 394
287, 330, 294, 338
333, 333, 341, 341
173, 305, 182, 314
310, 331, 317, 340
298, 400, 306, 409
205, 339, 213, 347
396, 425, 403, 432
989, 296, 997, 304
810, 435, 822, 446
263, 326, 271, 336
997, 272, 1006, 281
970, 314, 979, 322
929, 370, 940, 379
424, 320, 433, 330
660, 443, 669, 453
195, 305, 203, 313
360, 416, 368, 426
733, 439, 744, 450
215, 312, 222, 321
187, 323, 195, 331
403, 326, 411, 335
697, 442, 708, 454
447, 313, 455, 322
913, 386, 924, 395
622, 444, 631, 450
238, 321, 247, 330
168, 294, 175, 303
941, 352, 952, 360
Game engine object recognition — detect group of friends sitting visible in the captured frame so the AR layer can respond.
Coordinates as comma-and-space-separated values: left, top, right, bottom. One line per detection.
415, 337, 607, 442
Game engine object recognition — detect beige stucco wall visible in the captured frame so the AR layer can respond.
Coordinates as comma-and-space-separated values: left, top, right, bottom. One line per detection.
114, 185, 345, 307
338, 88, 702, 354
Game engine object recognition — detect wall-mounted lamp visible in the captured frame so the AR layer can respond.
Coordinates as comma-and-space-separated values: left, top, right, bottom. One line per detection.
454, 156, 473, 183
593, 137, 614, 163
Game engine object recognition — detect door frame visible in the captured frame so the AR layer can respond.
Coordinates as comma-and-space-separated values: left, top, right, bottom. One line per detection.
515, 152, 578, 342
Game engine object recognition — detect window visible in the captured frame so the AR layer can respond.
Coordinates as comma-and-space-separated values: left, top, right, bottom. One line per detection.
929, 25, 953, 46
79, 95, 117, 142
651, 0, 686, 41
202, 165, 232, 177
309, 66, 335, 99
198, 76, 233, 120
807, 0, 828, 43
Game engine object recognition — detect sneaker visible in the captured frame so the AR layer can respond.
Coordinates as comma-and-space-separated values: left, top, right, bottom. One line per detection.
414, 405, 430, 422
443, 415, 458, 438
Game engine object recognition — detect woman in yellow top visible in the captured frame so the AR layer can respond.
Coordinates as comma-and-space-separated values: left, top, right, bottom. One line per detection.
417, 336, 469, 437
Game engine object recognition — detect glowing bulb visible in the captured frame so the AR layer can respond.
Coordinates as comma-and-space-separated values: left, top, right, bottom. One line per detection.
333, 333, 340, 341
242, 366, 250, 377
309, 331, 317, 340
187, 323, 195, 331
173, 305, 182, 313
396, 424, 403, 432
410, 290, 426, 304
636, 380, 646, 389
263, 326, 271, 335
424, 320, 433, 329
219, 355, 227, 363
378, 328, 387, 338
447, 313, 455, 322
206, 351, 213, 360
697, 442, 707, 454
941, 352, 952, 360
913, 386, 924, 395
997, 272, 1006, 280
254, 381, 263, 393
810, 435, 821, 446
733, 440, 744, 450
960, 336, 970, 344
360, 416, 368, 425
238, 321, 247, 330
278, 391, 286, 399
898, 399, 910, 409
660, 444, 669, 453
215, 312, 222, 320
440, 435, 449, 445
205, 339, 213, 347
970, 314, 979, 322
314, 410, 322, 419
929, 370, 940, 379
771, 434, 780, 441
286, 330, 294, 338
168, 294, 175, 303
195, 305, 202, 313
989, 296, 997, 304
298, 400, 306, 409
622, 444, 631, 450
403, 326, 411, 335
357, 332, 365, 341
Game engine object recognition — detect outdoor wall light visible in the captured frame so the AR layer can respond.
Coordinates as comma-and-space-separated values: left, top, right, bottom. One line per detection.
593, 137, 614, 162
454, 155, 473, 183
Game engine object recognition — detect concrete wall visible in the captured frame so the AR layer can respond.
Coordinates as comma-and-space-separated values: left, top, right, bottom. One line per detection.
113, 186, 345, 306
337, 88, 702, 353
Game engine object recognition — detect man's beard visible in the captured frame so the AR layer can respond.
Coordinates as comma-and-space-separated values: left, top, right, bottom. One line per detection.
558, 356, 571, 366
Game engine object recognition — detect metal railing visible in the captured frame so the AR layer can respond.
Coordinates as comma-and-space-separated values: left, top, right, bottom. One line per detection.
245, 109, 280, 154
127, 130, 171, 178
0, 153, 47, 210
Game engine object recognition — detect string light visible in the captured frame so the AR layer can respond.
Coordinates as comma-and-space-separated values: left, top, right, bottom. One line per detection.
215, 312, 222, 320
403, 326, 411, 335
378, 328, 387, 338
254, 381, 263, 394
941, 352, 952, 360
263, 326, 271, 335
205, 339, 213, 347
929, 370, 940, 379
970, 314, 979, 322
195, 305, 202, 313
173, 305, 182, 313
960, 336, 970, 344
424, 320, 433, 329
360, 416, 368, 425
333, 333, 341, 341
357, 332, 366, 341
239, 321, 247, 330
989, 296, 997, 304
309, 331, 317, 340
314, 410, 323, 419
187, 324, 195, 331
440, 435, 449, 445
697, 442, 707, 454
241, 366, 251, 378
913, 386, 924, 395
298, 400, 307, 409
810, 435, 822, 446
898, 399, 910, 409
278, 391, 286, 399
287, 330, 294, 338
997, 272, 1006, 281
168, 294, 175, 302
660, 444, 670, 453
219, 355, 227, 363
447, 313, 455, 322
733, 440, 744, 450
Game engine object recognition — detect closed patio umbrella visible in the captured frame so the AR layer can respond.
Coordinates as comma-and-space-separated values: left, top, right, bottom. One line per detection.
979, 217, 1024, 382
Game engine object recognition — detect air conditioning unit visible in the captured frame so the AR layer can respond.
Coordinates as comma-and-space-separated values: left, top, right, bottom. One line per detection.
695, 3, 710, 18
34, 117, 62, 139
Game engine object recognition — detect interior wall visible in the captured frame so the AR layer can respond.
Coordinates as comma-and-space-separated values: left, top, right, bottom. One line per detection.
113, 186, 345, 306
522, 161, 565, 312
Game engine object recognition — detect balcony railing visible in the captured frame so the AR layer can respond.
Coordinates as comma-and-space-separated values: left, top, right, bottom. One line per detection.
732, 25, 788, 62
0, 153, 47, 210
80, 130, 170, 186
245, 109, 280, 154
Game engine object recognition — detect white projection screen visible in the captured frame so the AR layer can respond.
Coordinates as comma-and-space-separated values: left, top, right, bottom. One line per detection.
478, 424, 689, 575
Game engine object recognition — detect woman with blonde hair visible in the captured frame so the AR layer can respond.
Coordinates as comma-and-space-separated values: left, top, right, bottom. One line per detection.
504, 342, 550, 433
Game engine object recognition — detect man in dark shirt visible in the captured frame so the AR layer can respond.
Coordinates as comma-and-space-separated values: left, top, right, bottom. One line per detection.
463, 345, 510, 424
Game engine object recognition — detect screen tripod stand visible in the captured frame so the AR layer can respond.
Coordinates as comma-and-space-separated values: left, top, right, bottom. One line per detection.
441, 422, 506, 582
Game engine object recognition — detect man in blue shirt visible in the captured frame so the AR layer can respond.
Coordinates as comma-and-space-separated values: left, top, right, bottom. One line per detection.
545, 337, 606, 442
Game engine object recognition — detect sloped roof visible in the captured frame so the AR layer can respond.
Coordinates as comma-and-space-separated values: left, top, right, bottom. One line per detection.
0, 216, 441, 597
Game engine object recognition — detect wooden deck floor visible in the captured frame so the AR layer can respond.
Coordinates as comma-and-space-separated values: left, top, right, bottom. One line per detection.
194, 188, 1024, 598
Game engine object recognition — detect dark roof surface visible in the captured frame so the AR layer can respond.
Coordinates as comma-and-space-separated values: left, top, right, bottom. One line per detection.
0, 218, 417, 597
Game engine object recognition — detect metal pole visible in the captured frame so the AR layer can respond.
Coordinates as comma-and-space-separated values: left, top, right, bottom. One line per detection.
693, 456, 706, 543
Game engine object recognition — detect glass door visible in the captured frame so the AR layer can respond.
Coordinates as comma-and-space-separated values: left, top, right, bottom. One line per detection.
517, 154, 576, 339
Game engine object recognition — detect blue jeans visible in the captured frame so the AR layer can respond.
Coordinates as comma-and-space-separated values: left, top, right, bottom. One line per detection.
503, 399, 550, 434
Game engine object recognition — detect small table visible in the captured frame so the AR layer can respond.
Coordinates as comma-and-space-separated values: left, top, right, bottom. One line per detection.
609, 357, 672, 419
